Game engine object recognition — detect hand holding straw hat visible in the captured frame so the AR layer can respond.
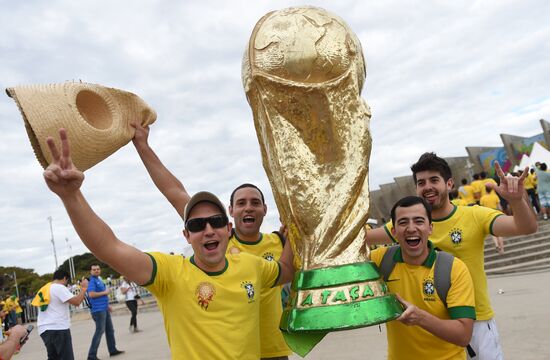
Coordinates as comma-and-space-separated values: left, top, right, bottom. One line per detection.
6, 82, 156, 171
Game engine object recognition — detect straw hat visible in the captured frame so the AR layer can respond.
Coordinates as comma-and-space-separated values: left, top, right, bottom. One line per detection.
5, 82, 157, 171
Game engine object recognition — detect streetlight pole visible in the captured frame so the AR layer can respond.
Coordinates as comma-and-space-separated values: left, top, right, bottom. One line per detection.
66, 237, 75, 280
12, 271, 19, 298
47, 216, 59, 269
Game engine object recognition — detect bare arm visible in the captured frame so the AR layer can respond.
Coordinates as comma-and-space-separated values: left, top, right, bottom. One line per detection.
365, 226, 393, 246
131, 123, 190, 217
276, 227, 296, 285
66, 279, 89, 306
0, 325, 28, 359
120, 284, 129, 294
88, 288, 110, 298
396, 294, 473, 347
43, 129, 153, 285
489, 163, 538, 236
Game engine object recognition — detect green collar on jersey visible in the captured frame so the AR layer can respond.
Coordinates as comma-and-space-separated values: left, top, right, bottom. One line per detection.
190, 255, 228, 276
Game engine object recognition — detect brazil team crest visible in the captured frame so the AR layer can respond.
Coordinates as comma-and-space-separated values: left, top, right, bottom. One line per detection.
196, 282, 216, 310
263, 252, 275, 261
423, 278, 435, 302
449, 228, 462, 245
241, 281, 256, 302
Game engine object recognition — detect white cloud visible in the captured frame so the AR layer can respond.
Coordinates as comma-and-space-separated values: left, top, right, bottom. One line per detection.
0, 0, 549, 274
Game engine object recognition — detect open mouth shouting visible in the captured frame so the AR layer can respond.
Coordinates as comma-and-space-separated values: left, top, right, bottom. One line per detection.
405, 236, 421, 248
242, 215, 256, 225
204, 240, 220, 252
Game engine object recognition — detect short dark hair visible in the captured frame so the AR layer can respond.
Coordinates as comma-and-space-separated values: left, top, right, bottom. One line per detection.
473, 173, 480, 180
461, 178, 468, 185
53, 269, 70, 281
390, 196, 432, 224
411, 152, 452, 183
480, 171, 487, 179
230, 183, 265, 206
541, 163, 548, 171
90, 264, 100, 269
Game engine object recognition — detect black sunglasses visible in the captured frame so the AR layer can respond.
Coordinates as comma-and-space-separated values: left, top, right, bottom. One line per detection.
186, 214, 229, 232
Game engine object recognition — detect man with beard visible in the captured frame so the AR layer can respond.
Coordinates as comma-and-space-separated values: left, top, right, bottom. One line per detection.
131, 123, 292, 359
367, 152, 537, 360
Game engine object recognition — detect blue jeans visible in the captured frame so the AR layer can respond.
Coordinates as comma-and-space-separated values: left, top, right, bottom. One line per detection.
88, 310, 117, 359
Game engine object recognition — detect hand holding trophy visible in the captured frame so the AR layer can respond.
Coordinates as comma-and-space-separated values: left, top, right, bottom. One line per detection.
242, 6, 402, 355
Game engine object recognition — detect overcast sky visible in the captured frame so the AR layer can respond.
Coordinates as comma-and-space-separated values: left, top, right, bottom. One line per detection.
1, 0, 549, 275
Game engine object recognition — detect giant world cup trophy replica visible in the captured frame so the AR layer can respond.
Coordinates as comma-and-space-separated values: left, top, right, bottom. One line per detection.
242, 6, 402, 355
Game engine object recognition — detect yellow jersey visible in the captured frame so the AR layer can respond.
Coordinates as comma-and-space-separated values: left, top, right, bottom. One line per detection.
481, 178, 497, 196
371, 245, 475, 360
480, 191, 500, 210
451, 198, 467, 206
228, 231, 291, 357
144, 251, 280, 360
384, 205, 503, 320
458, 185, 476, 205
470, 180, 484, 199
524, 173, 536, 190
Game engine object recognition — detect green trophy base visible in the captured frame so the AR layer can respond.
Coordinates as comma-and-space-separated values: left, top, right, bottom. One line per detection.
280, 261, 403, 356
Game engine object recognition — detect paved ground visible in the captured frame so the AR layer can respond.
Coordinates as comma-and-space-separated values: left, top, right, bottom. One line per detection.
16, 270, 550, 359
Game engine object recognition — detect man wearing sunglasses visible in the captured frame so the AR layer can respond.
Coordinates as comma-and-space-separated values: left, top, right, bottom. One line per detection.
132, 123, 292, 359
42, 129, 295, 360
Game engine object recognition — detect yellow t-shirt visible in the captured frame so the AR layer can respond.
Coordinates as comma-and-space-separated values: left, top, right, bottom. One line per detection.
451, 198, 467, 206
227, 231, 291, 357
371, 245, 475, 360
458, 185, 476, 205
481, 178, 497, 196
524, 173, 535, 190
144, 251, 280, 360
480, 191, 500, 210
470, 180, 484, 199
384, 205, 503, 320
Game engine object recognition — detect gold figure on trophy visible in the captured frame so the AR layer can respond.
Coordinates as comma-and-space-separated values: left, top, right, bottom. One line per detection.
243, 6, 372, 269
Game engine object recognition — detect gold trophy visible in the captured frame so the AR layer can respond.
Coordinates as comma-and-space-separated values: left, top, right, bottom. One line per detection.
242, 6, 402, 355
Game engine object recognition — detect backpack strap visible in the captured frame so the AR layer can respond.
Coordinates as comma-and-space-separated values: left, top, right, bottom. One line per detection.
378, 245, 399, 282
434, 251, 454, 308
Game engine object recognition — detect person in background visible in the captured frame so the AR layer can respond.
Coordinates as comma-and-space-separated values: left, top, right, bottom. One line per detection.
535, 163, 550, 220
87, 264, 124, 360
119, 276, 140, 333
37, 269, 89, 360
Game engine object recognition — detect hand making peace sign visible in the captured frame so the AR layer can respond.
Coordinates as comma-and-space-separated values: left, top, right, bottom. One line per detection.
43, 128, 85, 197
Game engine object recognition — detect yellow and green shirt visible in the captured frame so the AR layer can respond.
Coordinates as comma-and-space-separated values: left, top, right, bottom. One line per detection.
384, 205, 503, 320
371, 244, 475, 360
144, 251, 280, 360
227, 231, 291, 357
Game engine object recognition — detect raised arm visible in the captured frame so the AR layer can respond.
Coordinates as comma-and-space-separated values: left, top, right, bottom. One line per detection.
396, 294, 473, 347
365, 226, 394, 246
43, 129, 153, 285
66, 278, 89, 306
131, 122, 190, 217
276, 226, 296, 285
489, 162, 538, 236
